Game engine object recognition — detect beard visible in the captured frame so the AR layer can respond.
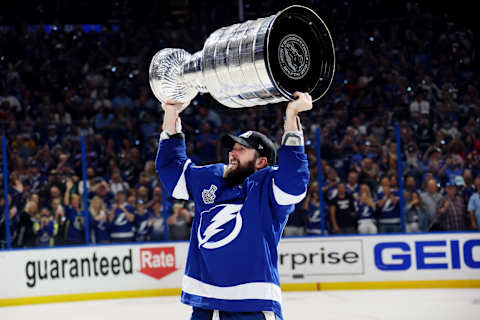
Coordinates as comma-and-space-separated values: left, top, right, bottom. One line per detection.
223, 159, 256, 188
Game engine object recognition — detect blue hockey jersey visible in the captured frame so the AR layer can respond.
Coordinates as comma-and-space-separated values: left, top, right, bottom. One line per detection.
156, 135, 309, 319
355, 201, 375, 221
65, 206, 85, 242
376, 191, 401, 223
110, 204, 135, 241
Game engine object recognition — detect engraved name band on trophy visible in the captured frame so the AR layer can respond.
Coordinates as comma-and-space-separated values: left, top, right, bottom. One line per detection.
149, 5, 335, 108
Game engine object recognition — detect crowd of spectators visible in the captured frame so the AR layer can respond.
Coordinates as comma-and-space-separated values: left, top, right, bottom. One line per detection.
1, 1, 479, 248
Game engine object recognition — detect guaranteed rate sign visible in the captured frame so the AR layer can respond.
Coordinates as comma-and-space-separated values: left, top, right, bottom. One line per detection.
139, 247, 178, 280
25, 250, 133, 288
0, 243, 188, 300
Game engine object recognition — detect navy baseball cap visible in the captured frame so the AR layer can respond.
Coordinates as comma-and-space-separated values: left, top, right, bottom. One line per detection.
222, 131, 277, 165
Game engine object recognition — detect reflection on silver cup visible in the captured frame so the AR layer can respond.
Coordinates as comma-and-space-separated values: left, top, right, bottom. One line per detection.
149, 5, 335, 108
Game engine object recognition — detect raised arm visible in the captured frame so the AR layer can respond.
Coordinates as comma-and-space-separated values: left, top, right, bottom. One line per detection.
63, 178, 73, 206
270, 92, 311, 212
155, 101, 194, 200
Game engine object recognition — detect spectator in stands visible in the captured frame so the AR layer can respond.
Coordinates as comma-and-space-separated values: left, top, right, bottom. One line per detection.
135, 171, 154, 195
423, 146, 443, 175
323, 167, 339, 202
284, 203, 308, 236
77, 167, 96, 197
420, 177, 443, 231
404, 143, 423, 174
109, 169, 130, 196
134, 199, 152, 242
127, 193, 137, 207
34, 207, 56, 247
51, 197, 66, 246
63, 178, 85, 245
439, 155, 464, 183
329, 182, 356, 234
150, 201, 166, 241
119, 147, 143, 186
302, 182, 322, 236
467, 176, 480, 230
46, 124, 62, 149
404, 175, 419, 201
437, 181, 468, 231
356, 184, 377, 234
147, 186, 163, 209
359, 157, 380, 191
376, 177, 401, 233
89, 196, 110, 244
15, 198, 38, 247
409, 90, 430, 118
167, 201, 193, 241
92, 178, 113, 206
108, 190, 135, 242
346, 171, 360, 200
136, 185, 150, 203
143, 161, 157, 184
405, 191, 429, 232
0, 195, 17, 248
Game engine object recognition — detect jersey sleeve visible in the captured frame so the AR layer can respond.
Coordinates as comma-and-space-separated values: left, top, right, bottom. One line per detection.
155, 134, 194, 200
270, 145, 309, 209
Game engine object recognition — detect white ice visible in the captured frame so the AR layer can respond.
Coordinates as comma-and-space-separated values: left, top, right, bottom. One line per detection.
1, 289, 479, 320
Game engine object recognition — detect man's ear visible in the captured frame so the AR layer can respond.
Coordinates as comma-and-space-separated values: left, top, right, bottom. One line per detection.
255, 157, 268, 170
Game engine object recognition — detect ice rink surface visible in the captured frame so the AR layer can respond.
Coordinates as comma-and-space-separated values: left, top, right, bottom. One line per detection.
2, 289, 480, 320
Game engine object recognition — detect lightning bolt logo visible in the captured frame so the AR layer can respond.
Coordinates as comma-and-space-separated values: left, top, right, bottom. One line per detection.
197, 204, 243, 249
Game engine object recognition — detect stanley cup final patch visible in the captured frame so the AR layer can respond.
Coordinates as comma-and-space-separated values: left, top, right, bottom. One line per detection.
202, 185, 218, 204
278, 34, 311, 80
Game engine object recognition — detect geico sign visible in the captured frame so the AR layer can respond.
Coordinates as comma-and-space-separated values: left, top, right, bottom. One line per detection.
374, 240, 480, 271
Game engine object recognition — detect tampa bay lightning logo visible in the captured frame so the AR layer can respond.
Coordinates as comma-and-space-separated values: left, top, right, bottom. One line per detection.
197, 204, 243, 249
383, 198, 395, 212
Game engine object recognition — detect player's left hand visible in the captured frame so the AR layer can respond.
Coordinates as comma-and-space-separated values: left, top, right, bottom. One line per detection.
162, 100, 189, 115
286, 92, 313, 116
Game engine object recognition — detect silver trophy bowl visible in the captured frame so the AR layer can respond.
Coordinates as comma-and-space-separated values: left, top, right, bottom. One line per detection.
149, 5, 335, 108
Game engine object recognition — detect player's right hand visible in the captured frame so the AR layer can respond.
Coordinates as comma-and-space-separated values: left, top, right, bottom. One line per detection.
286, 91, 313, 115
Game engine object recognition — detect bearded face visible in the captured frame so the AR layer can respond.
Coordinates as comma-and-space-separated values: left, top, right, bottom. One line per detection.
223, 153, 257, 188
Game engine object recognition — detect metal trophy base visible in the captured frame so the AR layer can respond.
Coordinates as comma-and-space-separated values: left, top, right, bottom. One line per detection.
149, 5, 335, 108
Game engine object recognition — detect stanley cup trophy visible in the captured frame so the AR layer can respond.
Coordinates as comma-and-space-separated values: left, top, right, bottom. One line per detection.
149, 5, 335, 108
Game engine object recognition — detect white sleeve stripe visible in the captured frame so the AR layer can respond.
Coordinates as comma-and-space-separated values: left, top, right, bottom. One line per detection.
272, 178, 306, 205
172, 159, 191, 200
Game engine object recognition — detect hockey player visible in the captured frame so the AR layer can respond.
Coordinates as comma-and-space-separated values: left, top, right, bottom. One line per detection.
155, 92, 311, 320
